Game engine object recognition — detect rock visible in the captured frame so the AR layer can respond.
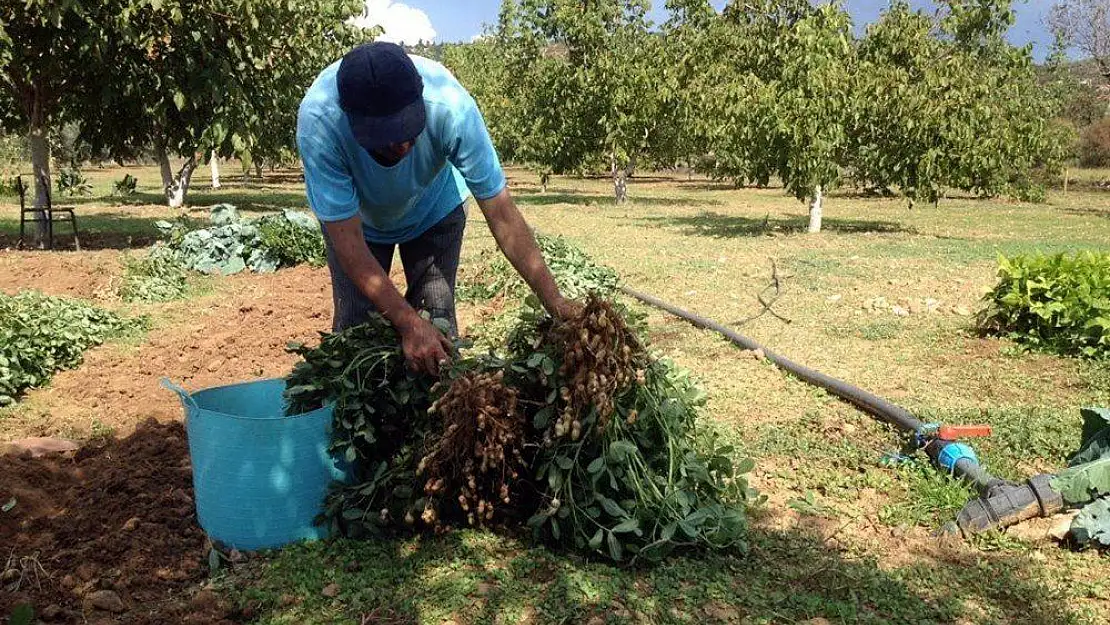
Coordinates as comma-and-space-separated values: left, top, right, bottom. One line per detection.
924, 298, 941, 313
40, 604, 63, 620
279, 594, 299, 607
1048, 511, 1080, 541
88, 589, 126, 613
189, 590, 222, 611
840, 423, 857, 435
826, 294, 842, 303
122, 517, 140, 531
952, 306, 971, 317
2, 437, 80, 457
321, 583, 340, 598
892, 305, 910, 317
704, 601, 742, 621
751, 348, 766, 362
475, 582, 495, 596
206, 358, 225, 372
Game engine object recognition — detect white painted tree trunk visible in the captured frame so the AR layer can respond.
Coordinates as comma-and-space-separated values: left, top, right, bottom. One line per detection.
28, 121, 51, 244
155, 144, 197, 209
807, 185, 824, 234
210, 151, 221, 189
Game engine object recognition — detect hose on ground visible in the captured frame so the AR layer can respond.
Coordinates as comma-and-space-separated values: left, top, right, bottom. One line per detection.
618, 285, 1067, 535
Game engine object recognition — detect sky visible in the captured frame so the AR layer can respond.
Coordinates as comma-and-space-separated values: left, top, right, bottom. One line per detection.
352, 1, 1057, 60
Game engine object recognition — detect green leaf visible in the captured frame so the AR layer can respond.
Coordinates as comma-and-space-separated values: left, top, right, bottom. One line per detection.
173, 90, 186, 111
1070, 408, 1110, 467
555, 455, 574, 470
533, 406, 553, 430
1070, 497, 1110, 547
608, 440, 637, 461
1, 497, 15, 513
1051, 458, 1110, 505
607, 530, 623, 561
599, 496, 627, 519
589, 528, 604, 549
587, 457, 606, 474
342, 508, 364, 521
612, 518, 641, 534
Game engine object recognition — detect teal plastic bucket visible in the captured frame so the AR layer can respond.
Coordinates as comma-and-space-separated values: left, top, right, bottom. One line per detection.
163, 378, 346, 550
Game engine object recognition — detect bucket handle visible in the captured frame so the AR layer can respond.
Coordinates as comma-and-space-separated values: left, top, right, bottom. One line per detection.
161, 378, 199, 411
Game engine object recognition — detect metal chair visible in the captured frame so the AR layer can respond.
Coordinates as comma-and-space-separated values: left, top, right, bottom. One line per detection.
18, 174, 80, 251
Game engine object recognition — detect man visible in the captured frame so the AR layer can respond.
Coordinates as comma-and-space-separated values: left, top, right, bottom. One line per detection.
297, 42, 573, 375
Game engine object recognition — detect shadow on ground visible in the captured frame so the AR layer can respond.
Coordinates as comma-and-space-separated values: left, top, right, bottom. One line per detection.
0, 213, 163, 250
238, 525, 1086, 624
644, 211, 915, 238
64, 188, 307, 213
514, 191, 719, 208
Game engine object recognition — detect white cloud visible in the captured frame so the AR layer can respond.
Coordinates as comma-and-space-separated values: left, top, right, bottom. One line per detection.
349, 0, 437, 45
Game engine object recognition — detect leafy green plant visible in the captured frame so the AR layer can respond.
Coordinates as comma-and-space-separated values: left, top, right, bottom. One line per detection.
458, 234, 619, 303
979, 252, 1110, 359
156, 204, 279, 275
0, 291, 140, 406
157, 204, 323, 275
257, 209, 326, 267
111, 173, 138, 197
1070, 498, 1110, 548
118, 244, 189, 303
55, 166, 92, 196
285, 296, 755, 563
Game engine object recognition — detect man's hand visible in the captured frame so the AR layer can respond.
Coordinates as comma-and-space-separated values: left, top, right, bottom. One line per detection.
397, 313, 453, 376
551, 296, 583, 321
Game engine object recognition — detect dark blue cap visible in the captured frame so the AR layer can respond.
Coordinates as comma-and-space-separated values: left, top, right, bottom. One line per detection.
337, 42, 426, 151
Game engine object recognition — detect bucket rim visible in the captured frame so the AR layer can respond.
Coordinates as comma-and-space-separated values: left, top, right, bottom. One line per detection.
186, 377, 333, 421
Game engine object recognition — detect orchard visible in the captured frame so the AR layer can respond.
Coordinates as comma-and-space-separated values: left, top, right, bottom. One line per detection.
2, 1, 1110, 624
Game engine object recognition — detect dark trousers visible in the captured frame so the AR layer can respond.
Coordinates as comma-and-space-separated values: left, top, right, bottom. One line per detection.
324, 204, 466, 334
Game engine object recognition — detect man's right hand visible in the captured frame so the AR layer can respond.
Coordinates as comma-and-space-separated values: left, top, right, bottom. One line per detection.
397, 313, 453, 376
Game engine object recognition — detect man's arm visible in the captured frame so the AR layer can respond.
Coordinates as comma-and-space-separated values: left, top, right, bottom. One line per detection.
323, 216, 452, 374
477, 188, 576, 319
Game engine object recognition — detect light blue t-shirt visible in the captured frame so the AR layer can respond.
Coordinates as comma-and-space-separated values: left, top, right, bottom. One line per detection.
296, 56, 507, 244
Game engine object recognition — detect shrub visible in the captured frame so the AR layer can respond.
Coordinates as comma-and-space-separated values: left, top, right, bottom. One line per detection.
979, 251, 1110, 358
1079, 118, 1110, 168
0, 291, 140, 405
257, 210, 326, 267
118, 244, 189, 303
55, 167, 92, 196
156, 204, 322, 275
112, 173, 138, 197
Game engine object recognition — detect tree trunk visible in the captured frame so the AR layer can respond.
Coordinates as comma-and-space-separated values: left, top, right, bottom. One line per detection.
28, 120, 51, 245
210, 151, 221, 189
613, 169, 628, 204
155, 144, 197, 209
611, 153, 628, 204
540, 172, 549, 194
807, 186, 824, 234
254, 162, 263, 180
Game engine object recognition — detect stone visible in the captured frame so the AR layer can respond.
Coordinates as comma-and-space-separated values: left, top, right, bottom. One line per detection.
321, 583, 340, 598
88, 590, 126, 613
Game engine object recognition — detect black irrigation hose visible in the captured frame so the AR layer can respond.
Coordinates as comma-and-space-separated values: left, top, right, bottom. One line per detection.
620, 286, 927, 434
619, 285, 1068, 535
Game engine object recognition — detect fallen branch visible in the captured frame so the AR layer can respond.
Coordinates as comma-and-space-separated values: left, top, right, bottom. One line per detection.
734, 259, 793, 326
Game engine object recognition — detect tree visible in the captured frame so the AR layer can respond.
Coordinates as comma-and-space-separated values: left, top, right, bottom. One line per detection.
682, 0, 854, 232
1049, 0, 1110, 85
74, 0, 366, 208
848, 0, 1069, 204
469, 0, 673, 202
0, 1, 102, 242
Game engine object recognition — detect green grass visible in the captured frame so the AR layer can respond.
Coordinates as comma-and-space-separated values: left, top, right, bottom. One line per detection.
232, 528, 1098, 624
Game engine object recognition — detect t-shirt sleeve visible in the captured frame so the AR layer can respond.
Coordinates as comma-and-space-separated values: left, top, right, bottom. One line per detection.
443, 98, 507, 201
297, 114, 359, 223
